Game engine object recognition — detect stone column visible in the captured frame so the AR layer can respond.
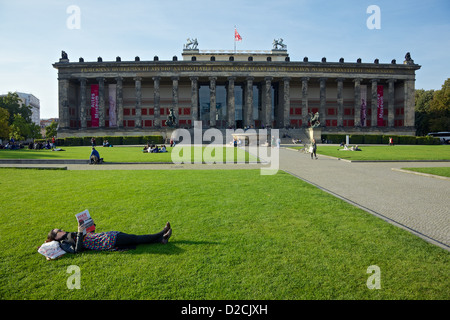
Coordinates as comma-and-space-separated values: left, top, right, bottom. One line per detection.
404, 79, 415, 127
371, 79, 378, 127
190, 77, 198, 125
153, 76, 160, 128
282, 77, 290, 128
353, 78, 362, 127
319, 78, 327, 125
337, 78, 344, 127
116, 77, 123, 128
79, 78, 87, 129
245, 77, 254, 127
209, 77, 217, 127
97, 77, 105, 128
58, 78, 70, 129
301, 77, 309, 127
134, 77, 142, 128
172, 76, 179, 125
264, 77, 272, 127
227, 77, 235, 128
388, 79, 396, 127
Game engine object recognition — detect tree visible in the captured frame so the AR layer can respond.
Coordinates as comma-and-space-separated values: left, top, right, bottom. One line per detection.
0, 107, 11, 140
45, 121, 58, 139
429, 78, 450, 132
9, 114, 30, 141
415, 78, 450, 135
0, 92, 32, 124
415, 89, 434, 136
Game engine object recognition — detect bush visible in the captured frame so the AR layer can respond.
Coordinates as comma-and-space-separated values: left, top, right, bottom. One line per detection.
398, 135, 417, 145
349, 135, 364, 144
142, 135, 164, 144
122, 136, 142, 145
51, 135, 163, 146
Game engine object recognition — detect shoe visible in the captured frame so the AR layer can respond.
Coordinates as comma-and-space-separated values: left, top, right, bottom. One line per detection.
163, 222, 171, 234
162, 228, 172, 244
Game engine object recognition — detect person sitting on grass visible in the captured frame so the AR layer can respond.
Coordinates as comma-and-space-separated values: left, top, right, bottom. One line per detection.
90, 147, 103, 164
45, 222, 172, 254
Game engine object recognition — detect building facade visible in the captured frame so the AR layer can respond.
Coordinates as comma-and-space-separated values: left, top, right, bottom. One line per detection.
53, 46, 420, 139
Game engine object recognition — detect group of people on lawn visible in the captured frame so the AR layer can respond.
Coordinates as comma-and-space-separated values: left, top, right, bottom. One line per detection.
143, 144, 167, 153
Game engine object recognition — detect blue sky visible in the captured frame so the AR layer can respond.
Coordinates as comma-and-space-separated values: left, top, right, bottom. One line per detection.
0, 0, 449, 118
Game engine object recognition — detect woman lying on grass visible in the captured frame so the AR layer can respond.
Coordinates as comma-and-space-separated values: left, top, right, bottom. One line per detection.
46, 222, 172, 254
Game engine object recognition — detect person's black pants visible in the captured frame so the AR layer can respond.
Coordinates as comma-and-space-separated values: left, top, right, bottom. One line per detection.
115, 231, 164, 248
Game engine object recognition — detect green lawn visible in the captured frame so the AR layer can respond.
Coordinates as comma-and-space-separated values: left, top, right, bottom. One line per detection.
0, 146, 258, 163
290, 145, 450, 161
402, 167, 450, 178
0, 169, 448, 300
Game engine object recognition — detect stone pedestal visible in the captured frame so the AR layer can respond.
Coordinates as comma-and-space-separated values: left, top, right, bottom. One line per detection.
307, 127, 322, 143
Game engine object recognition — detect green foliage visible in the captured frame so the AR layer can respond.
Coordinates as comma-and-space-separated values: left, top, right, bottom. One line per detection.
0, 107, 10, 140
45, 121, 58, 139
322, 134, 439, 145
0, 92, 32, 124
415, 78, 450, 135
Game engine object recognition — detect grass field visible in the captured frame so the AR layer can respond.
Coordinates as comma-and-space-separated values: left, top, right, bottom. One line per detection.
0, 146, 258, 163
402, 167, 450, 178
290, 145, 450, 161
0, 169, 448, 300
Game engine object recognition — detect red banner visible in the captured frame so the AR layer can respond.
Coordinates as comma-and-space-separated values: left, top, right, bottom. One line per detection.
90, 84, 99, 127
377, 85, 384, 127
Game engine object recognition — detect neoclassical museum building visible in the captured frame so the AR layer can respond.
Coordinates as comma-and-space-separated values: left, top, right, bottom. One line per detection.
53, 40, 420, 139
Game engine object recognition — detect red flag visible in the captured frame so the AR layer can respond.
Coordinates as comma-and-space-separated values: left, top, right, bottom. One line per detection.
235, 28, 242, 41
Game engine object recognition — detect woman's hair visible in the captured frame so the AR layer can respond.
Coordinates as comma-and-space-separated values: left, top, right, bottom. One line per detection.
46, 229, 58, 243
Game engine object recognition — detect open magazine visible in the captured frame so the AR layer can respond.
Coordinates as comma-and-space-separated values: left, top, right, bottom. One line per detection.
75, 209, 96, 235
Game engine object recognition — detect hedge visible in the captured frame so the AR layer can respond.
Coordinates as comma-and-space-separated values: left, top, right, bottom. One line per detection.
34, 135, 164, 146
321, 134, 440, 145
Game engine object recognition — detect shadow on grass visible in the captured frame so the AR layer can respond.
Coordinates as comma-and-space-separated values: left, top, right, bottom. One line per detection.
128, 240, 222, 256
75, 239, 222, 257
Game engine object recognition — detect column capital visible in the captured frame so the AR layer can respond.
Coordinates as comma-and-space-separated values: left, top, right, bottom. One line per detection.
387, 78, 397, 84
264, 76, 273, 81
209, 76, 217, 81
353, 78, 363, 83
115, 76, 123, 82
336, 77, 345, 82
370, 78, 379, 83
96, 77, 105, 82
171, 76, 179, 81
246, 76, 254, 82
227, 76, 236, 82
301, 77, 310, 82
79, 77, 87, 84
189, 76, 198, 81
134, 76, 142, 82
152, 76, 160, 81
283, 77, 291, 82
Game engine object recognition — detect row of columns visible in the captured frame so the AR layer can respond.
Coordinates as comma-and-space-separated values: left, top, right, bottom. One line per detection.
61, 76, 413, 129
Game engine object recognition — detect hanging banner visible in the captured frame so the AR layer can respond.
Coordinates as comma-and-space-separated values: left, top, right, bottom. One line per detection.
108, 84, 117, 127
377, 85, 384, 126
90, 84, 99, 127
360, 85, 367, 126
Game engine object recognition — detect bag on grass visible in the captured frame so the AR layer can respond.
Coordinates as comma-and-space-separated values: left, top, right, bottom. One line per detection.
38, 241, 67, 260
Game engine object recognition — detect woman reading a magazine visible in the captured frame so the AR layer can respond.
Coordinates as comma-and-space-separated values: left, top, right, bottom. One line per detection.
46, 222, 172, 254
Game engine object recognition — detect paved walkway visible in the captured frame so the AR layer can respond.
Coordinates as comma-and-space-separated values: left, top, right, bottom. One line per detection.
1, 146, 449, 250
279, 147, 450, 251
